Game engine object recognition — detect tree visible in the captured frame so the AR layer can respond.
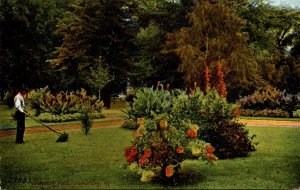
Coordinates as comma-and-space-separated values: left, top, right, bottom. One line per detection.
239, 1, 300, 93
162, 1, 264, 99
0, 0, 73, 98
52, 0, 135, 107
87, 57, 112, 100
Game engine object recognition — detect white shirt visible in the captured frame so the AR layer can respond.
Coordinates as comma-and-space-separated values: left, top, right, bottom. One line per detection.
14, 93, 25, 113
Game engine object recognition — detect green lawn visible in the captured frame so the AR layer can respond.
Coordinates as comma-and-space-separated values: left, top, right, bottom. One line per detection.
0, 126, 299, 189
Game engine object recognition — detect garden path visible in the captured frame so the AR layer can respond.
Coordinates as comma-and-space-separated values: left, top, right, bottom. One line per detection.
0, 117, 299, 137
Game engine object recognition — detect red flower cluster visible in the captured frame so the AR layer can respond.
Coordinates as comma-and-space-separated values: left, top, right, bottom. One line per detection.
139, 149, 152, 167
187, 129, 197, 138
124, 146, 138, 163
176, 146, 184, 153
205, 146, 215, 153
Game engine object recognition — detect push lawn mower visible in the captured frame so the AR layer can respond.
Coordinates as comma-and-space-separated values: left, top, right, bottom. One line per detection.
25, 113, 69, 142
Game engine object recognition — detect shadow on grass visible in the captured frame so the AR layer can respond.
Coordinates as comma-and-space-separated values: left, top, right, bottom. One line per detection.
152, 166, 206, 187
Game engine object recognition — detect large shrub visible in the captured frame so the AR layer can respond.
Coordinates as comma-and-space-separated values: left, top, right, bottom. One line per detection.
124, 115, 217, 183
171, 90, 256, 159
123, 88, 256, 159
29, 86, 104, 116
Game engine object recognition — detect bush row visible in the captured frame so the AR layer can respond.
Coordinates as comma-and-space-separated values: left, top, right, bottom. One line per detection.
37, 112, 104, 122
29, 86, 104, 116
240, 109, 289, 118
237, 86, 300, 117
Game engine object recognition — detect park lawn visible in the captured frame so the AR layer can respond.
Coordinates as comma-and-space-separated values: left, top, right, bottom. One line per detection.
0, 126, 299, 189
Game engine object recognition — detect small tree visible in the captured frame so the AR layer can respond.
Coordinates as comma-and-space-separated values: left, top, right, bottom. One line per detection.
87, 57, 112, 100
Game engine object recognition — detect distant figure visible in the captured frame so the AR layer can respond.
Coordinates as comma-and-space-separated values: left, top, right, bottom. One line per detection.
14, 87, 27, 144
126, 87, 135, 106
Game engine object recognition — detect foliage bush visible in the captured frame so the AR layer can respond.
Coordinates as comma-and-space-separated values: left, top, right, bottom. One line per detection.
29, 86, 104, 116
37, 112, 103, 123
237, 86, 300, 117
124, 116, 217, 183
198, 120, 257, 158
123, 88, 256, 159
240, 109, 289, 118
171, 90, 256, 159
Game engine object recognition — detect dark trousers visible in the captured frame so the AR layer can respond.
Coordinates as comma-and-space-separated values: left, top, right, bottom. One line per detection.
15, 110, 25, 143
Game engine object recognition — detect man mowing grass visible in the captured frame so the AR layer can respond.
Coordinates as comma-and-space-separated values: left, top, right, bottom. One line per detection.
14, 87, 27, 144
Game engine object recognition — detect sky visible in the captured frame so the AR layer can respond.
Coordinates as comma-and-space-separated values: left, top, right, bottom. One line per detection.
269, 0, 300, 7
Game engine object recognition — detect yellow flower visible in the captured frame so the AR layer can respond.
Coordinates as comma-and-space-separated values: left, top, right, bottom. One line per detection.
159, 120, 168, 129
129, 162, 139, 172
191, 124, 199, 131
137, 118, 145, 126
191, 148, 201, 156
141, 170, 155, 182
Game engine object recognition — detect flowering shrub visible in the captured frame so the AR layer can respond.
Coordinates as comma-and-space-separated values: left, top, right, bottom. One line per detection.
123, 88, 256, 159
124, 116, 217, 183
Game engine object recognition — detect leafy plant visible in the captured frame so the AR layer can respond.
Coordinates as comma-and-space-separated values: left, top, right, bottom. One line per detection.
122, 88, 173, 128
80, 106, 93, 135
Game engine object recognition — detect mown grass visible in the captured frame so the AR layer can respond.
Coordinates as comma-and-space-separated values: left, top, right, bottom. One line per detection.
0, 126, 299, 189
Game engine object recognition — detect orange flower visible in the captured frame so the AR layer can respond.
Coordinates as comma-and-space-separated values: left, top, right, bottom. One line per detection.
159, 120, 168, 129
176, 146, 184, 154
205, 146, 215, 153
187, 129, 197, 138
207, 153, 218, 161
143, 149, 152, 158
165, 165, 174, 177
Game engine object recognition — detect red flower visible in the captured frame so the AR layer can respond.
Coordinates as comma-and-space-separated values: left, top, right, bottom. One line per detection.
176, 147, 184, 154
143, 149, 152, 158
124, 146, 139, 163
205, 146, 215, 154
165, 165, 174, 177
187, 129, 197, 138
139, 157, 149, 167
